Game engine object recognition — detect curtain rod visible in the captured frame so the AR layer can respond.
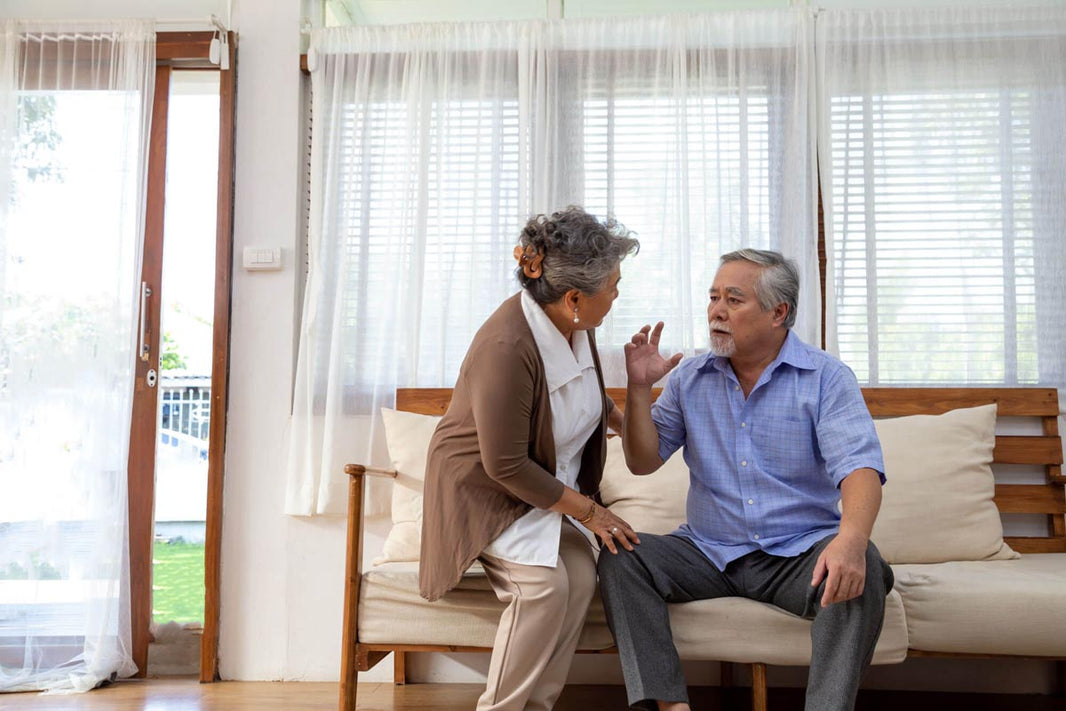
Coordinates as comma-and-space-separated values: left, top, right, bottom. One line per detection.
156, 15, 229, 33
15, 15, 229, 32
156, 15, 231, 68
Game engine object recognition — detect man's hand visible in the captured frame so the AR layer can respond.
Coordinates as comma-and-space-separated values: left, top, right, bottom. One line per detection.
625, 322, 683, 387
623, 322, 682, 475
810, 531, 868, 608
812, 468, 882, 607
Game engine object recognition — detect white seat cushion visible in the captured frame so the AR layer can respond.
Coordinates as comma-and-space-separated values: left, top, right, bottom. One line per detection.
358, 562, 908, 665
665, 589, 908, 665
358, 562, 615, 650
893, 554, 1066, 656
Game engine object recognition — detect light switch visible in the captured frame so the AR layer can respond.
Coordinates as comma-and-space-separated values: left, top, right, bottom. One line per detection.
243, 246, 282, 271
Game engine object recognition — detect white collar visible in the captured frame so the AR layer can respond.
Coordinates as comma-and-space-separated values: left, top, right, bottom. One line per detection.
521, 289, 595, 393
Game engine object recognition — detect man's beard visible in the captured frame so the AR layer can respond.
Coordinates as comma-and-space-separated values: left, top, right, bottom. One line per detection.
710, 330, 735, 357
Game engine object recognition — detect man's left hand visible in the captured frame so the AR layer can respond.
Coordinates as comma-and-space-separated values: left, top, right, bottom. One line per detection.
810, 532, 867, 608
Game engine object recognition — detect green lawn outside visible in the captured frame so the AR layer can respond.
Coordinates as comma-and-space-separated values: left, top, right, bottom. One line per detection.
152, 540, 205, 624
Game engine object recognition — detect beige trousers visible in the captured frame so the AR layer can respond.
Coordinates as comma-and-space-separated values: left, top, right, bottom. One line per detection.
475, 519, 597, 711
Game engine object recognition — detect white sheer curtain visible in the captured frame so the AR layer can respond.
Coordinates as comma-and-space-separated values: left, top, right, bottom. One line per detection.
288, 10, 817, 516
817, 6, 1066, 408
0, 20, 154, 692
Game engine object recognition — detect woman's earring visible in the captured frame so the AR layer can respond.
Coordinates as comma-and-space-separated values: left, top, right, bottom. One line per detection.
573, 308, 579, 324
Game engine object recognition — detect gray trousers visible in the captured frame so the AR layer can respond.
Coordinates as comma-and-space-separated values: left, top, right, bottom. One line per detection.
597, 533, 894, 711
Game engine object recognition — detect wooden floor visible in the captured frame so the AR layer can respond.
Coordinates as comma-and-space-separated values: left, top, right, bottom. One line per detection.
1, 678, 1063, 710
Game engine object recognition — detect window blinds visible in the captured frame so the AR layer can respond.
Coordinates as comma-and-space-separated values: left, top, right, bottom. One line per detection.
828, 90, 1038, 384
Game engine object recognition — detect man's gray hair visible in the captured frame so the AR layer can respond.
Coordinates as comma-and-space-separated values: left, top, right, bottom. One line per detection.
720, 248, 799, 329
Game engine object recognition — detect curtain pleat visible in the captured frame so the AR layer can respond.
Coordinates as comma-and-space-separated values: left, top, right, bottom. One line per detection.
0, 19, 154, 693
817, 6, 1066, 416
290, 6, 1066, 519
289, 10, 817, 517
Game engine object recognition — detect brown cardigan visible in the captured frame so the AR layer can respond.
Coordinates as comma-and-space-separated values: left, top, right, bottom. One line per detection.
418, 293, 611, 601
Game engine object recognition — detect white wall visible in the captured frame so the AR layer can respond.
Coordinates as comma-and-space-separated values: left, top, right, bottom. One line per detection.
220, 0, 306, 681
3, 0, 1061, 693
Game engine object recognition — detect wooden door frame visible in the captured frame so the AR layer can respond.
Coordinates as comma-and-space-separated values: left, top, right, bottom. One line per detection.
201, 31, 237, 683
128, 31, 236, 681
127, 62, 170, 678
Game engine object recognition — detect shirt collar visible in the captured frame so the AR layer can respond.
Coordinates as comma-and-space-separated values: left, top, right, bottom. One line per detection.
774, 330, 817, 371
699, 329, 816, 376
521, 289, 594, 392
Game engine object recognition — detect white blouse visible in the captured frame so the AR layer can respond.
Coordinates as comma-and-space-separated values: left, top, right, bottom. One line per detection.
481, 289, 602, 567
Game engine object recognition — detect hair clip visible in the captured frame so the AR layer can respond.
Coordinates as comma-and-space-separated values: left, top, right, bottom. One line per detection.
513, 245, 544, 279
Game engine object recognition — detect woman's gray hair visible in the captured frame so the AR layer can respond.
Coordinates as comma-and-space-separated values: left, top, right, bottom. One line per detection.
720, 248, 800, 329
516, 206, 639, 304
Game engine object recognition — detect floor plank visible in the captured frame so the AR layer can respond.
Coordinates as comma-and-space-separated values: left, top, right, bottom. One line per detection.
1, 678, 1062, 710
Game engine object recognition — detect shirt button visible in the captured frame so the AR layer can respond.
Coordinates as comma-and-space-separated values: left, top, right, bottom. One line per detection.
753, 534, 760, 540
734, 385, 740, 391
741, 460, 747, 467
740, 422, 746, 428
747, 499, 754, 505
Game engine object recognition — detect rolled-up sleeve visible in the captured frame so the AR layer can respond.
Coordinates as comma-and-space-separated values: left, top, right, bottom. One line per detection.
464, 338, 565, 509
816, 365, 885, 488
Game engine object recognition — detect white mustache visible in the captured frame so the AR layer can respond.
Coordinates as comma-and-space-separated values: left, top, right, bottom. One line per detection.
710, 324, 733, 335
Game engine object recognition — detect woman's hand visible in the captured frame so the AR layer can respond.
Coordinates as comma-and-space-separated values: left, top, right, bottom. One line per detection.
583, 503, 640, 554
552, 488, 640, 553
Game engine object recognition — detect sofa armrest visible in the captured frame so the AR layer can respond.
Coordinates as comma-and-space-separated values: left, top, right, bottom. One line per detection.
344, 463, 398, 478
340, 463, 396, 710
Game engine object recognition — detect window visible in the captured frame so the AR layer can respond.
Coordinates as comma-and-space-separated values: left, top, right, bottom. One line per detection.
290, 13, 817, 514
312, 55, 526, 413
828, 89, 1039, 384
307, 16, 816, 411
819, 11, 1066, 389
581, 86, 778, 351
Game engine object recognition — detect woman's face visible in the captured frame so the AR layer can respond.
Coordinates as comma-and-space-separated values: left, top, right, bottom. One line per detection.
576, 265, 622, 329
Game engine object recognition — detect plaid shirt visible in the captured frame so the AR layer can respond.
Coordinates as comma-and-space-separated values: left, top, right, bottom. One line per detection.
652, 330, 884, 571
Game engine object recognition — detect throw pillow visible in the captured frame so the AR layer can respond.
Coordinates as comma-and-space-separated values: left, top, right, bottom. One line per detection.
871, 403, 1018, 564
375, 408, 440, 565
599, 435, 689, 535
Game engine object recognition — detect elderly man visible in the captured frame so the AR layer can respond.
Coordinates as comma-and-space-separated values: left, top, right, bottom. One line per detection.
599, 249, 893, 711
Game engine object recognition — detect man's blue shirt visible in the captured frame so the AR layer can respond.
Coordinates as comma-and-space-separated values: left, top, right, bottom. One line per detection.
652, 330, 885, 571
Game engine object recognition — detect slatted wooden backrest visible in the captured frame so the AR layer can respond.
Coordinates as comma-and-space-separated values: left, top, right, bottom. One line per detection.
396, 388, 455, 415
862, 387, 1064, 554
396, 386, 1065, 554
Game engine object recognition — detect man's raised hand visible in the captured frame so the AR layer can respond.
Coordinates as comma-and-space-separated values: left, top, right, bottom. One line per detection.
624, 322, 683, 387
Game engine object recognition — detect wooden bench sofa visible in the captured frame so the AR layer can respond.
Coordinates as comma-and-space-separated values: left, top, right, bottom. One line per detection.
339, 387, 1066, 711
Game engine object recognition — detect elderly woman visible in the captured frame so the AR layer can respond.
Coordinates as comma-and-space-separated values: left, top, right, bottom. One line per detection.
419, 206, 641, 711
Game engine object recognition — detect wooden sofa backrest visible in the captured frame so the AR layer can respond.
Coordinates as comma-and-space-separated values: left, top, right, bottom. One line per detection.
861, 387, 1064, 555
395, 386, 1065, 555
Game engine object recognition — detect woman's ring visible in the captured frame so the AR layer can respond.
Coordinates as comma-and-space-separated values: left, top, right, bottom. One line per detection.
611, 526, 619, 534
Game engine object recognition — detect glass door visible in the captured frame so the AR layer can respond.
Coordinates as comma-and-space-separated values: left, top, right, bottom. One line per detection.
146, 69, 220, 676
1, 29, 235, 690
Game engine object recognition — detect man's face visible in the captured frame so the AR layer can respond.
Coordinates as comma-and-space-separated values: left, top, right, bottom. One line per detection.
706, 260, 785, 359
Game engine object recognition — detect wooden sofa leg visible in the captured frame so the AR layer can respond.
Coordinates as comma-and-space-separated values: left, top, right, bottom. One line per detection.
339, 470, 365, 711
720, 661, 734, 687
338, 669, 356, 711
339, 658, 357, 711
394, 651, 406, 685
750, 663, 767, 711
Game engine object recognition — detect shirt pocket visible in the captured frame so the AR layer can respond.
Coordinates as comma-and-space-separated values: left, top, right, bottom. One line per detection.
749, 416, 816, 477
